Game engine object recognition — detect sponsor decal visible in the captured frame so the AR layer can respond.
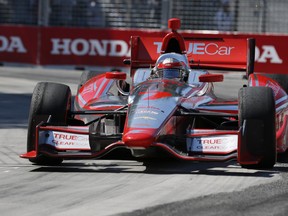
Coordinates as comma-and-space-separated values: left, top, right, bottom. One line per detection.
0, 36, 27, 53
154, 42, 283, 64
186, 43, 234, 55
134, 116, 157, 121
187, 135, 238, 153
135, 109, 159, 115
39, 131, 90, 150
154, 42, 234, 55
137, 105, 162, 111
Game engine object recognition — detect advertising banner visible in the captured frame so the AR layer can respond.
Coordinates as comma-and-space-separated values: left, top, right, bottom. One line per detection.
0, 25, 287, 74
0, 26, 38, 64
40, 27, 164, 67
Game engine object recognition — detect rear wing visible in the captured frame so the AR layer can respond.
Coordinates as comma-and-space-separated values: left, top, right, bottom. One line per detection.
129, 36, 255, 76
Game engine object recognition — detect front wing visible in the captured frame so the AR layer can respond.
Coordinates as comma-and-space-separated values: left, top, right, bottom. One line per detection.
21, 121, 241, 162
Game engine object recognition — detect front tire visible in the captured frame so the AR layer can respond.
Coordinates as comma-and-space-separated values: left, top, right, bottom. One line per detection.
238, 87, 276, 169
27, 82, 71, 165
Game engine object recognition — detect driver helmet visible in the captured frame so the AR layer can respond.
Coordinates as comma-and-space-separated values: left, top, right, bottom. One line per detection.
154, 56, 188, 81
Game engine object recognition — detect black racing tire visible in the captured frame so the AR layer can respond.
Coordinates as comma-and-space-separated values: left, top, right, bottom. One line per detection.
77, 71, 102, 93
238, 87, 276, 169
263, 74, 288, 94
27, 82, 72, 165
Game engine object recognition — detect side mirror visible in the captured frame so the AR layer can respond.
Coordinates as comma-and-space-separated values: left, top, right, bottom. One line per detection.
123, 59, 131, 65
199, 74, 224, 82
105, 72, 127, 80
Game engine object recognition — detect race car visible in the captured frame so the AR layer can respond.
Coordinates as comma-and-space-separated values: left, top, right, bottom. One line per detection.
21, 18, 288, 169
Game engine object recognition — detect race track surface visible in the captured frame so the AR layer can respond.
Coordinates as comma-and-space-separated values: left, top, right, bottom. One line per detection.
1, 66, 288, 216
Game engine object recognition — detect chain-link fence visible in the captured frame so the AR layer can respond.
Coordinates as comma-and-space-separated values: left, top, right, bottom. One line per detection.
0, 0, 287, 33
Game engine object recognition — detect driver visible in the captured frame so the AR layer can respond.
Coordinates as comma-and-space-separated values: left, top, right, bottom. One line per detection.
151, 53, 189, 82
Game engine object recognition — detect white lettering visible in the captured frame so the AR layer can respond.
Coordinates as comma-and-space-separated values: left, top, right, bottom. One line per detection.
205, 43, 218, 55
154, 42, 162, 53
71, 39, 89, 56
50, 38, 130, 57
194, 43, 205, 54
49, 38, 283, 65
0, 36, 8, 51
155, 41, 282, 65
109, 40, 128, 57
0, 36, 27, 53
7, 36, 27, 53
256, 45, 283, 64
255, 46, 260, 61
51, 38, 71, 55
178, 42, 234, 56
89, 39, 108, 56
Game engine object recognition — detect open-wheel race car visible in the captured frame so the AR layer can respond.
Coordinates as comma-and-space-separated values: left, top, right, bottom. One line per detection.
21, 18, 288, 169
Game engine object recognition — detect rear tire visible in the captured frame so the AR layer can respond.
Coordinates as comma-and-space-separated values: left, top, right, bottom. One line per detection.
238, 87, 276, 169
27, 82, 71, 165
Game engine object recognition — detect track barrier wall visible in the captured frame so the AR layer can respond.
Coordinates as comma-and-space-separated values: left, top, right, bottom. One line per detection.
0, 25, 287, 73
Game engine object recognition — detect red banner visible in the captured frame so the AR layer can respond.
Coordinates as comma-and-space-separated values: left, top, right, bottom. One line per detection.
250, 35, 287, 73
0, 25, 287, 74
40, 27, 164, 67
0, 26, 38, 64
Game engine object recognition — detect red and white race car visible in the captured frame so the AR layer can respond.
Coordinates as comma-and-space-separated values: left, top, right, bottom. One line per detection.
21, 18, 288, 169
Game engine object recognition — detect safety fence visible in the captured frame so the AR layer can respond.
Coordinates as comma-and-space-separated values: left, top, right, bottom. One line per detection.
0, 0, 288, 72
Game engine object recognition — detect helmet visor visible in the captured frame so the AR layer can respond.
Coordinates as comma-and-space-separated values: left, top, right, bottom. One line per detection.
162, 68, 180, 79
